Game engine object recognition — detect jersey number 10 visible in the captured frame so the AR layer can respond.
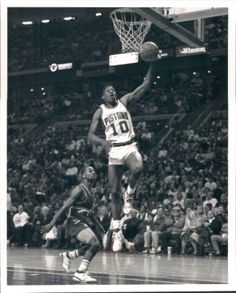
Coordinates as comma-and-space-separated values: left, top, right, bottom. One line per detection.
110, 121, 129, 136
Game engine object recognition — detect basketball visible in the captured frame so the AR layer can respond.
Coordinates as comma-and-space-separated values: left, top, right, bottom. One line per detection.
139, 41, 159, 62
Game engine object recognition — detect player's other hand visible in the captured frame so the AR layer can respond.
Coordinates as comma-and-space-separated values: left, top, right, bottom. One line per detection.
40, 223, 54, 234
102, 140, 114, 154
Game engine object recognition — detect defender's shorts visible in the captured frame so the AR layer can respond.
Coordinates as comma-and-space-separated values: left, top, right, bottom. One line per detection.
66, 217, 103, 245
108, 142, 142, 165
66, 219, 88, 237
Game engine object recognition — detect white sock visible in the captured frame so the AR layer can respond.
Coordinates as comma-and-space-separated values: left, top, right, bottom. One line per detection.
67, 249, 79, 259
78, 259, 90, 272
127, 185, 136, 195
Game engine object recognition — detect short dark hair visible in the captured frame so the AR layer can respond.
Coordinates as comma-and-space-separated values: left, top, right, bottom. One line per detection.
102, 84, 113, 94
79, 163, 95, 179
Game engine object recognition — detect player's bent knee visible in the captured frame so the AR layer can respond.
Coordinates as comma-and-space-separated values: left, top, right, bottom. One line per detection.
91, 242, 101, 255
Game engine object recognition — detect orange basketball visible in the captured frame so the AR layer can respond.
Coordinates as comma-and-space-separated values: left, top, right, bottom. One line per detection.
139, 41, 159, 62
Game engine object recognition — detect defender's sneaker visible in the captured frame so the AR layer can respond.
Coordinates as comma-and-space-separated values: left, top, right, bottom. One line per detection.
73, 271, 97, 283
59, 252, 71, 273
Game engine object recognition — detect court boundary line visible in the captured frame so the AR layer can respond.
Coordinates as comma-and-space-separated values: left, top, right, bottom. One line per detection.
7, 266, 226, 285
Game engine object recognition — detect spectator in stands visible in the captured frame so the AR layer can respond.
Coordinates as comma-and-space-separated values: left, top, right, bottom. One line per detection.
165, 204, 186, 254
203, 191, 218, 209
203, 204, 214, 224
204, 176, 217, 191
142, 207, 167, 254
194, 205, 211, 255
153, 206, 175, 254
215, 205, 227, 224
220, 193, 228, 209
96, 205, 111, 233
121, 208, 144, 252
196, 205, 207, 221
181, 209, 203, 255
211, 223, 228, 256
205, 210, 223, 236
9, 204, 33, 247
172, 191, 186, 211
41, 206, 54, 246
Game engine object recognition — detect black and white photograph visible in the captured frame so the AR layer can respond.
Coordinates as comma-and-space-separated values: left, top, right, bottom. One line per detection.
1, 0, 235, 292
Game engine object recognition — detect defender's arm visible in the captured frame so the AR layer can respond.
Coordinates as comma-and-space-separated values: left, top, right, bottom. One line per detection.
40, 187, 81, 233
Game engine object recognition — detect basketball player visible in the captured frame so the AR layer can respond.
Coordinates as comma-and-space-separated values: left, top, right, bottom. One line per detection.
40, 166, 102, 283
88, 62, 155, 234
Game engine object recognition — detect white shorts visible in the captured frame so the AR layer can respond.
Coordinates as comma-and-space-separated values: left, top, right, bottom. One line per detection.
108, 142, 141, 165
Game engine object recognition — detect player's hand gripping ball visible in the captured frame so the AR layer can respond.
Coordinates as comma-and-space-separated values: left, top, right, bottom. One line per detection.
139, 41, 159, 62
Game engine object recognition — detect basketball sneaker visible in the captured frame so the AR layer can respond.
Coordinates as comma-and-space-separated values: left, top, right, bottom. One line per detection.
59, 252, 71, 273
157, 246, 162, 253
150, 247, 157, 254
123, 191, 134, 205
73, 271, 97, 283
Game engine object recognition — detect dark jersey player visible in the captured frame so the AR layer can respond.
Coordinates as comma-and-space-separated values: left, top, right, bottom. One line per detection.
40, 166, 102, 284
88, 63, 155, 239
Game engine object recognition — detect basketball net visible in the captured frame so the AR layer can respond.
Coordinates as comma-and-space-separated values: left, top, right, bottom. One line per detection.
110, 8, 152, 53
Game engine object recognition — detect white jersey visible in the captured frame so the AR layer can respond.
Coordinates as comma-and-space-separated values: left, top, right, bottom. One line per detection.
100, 100, 135, 144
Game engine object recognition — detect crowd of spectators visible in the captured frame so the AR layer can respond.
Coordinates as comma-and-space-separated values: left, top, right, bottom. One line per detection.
8, 87, 55, 124
7, 106, 228, 256
8, 13, 227, 72
53, 70, 216, 120
8, 15, 120, 72
8, 69, 216, 124
205, 16, 228, 50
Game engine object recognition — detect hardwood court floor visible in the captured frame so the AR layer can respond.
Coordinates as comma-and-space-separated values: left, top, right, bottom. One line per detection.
7, 247, 227, 285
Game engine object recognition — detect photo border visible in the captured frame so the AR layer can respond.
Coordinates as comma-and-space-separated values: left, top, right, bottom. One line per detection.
1, 0, 235, 292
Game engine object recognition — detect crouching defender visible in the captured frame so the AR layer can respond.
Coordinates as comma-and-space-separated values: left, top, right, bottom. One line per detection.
40, 165, 104, 283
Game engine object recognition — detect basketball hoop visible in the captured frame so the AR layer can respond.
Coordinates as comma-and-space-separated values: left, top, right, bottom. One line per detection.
110, 8, 152, 53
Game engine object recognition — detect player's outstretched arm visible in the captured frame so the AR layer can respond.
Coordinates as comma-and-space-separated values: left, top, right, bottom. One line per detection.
40, 188, 80, 234
88, 108, 113, 153
120, 62, 155, 106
